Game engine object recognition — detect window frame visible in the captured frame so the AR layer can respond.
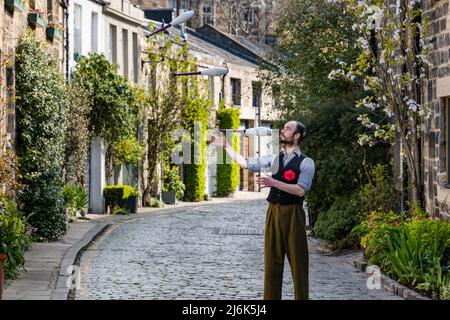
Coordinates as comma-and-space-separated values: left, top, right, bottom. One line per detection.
252, 81, 262, 108
230, 78, 241, 106
109, 24, 117, 64
202, 4, 214, 25
74, 4, 83, 55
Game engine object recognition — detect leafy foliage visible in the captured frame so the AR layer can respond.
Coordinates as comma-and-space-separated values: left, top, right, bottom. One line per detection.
64, 81, 91, 185
72, 53, 139, 185
384, 222, 450, 299
112, 135, 145, 167
63, 183, 88, 221
328, 0, 432, 205
103, 185, 133, 214
181, 77, 211, 202
297, 100, 390, 227
260, 0, 361, 110
216, 104, 240, 196
314, 196, 360, 250
162, 163, 185, 199
141, 34, 192, 205
15, 30, 68, 240
260, 1, 391, 250
354, 205, 450, 299
0, 197, 31, 279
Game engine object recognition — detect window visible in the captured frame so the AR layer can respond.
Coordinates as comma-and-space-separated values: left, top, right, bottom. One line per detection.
208, 76, 214, 101
91, 12, 98, 53
109, 24, 117, 63
252, 82, 262, 108
132, 32, 139, 83
168, 0, 176, 9
180, 0, 189, 10
272, 85, 281, 109
122, 29, 129, 77
74, 4, 82, 56
243, 7, 257, 25
230, 78, 241, 106
202, 4, 214, 25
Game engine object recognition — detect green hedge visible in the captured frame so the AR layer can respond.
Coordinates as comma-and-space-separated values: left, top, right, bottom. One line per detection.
181, 81, 210, 202
216, 105, 240, 196
15, 30, 68, 240
103, 185, 134, 212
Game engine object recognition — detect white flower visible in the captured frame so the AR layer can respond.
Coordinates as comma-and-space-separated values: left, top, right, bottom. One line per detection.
328, 70, 338, 80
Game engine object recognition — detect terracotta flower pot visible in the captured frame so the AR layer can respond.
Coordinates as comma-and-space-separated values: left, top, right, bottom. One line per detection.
0, 253, 7, 300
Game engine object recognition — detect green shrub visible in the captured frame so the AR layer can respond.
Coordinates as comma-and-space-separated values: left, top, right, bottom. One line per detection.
314, 196, 359, 250
111, 205, 129, 215
385, 222, 450, 299
181, 82, 210, 202
352, 209, 409, 266
63, 184, 88, 221
359, 215, 450, 299
103, 185, 133, 213
183, 163, 205, 201
150, 198, 163, 208
112, 136, 145, 167
441, 283, 450, 300
408, 219, 450, 264
162, 163, 185, 199
384, 224, 427, 287
15, 30, 68, 240
357, 163, 401, 215
297, 101, 391, 227
0, 198, 31, 279
216, 104, 240, 196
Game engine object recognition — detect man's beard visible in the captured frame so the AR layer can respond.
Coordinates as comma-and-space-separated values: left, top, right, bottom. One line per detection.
280, 137, 295, 146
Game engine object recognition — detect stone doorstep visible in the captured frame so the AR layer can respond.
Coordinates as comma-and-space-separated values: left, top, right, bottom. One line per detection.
352, 259, 431, 300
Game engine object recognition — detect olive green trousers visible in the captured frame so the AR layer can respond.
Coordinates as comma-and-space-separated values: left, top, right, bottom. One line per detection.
264, 203, 309, 300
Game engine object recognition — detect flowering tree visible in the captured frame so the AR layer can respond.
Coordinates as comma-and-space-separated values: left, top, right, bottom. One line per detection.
328, 0, 432, 205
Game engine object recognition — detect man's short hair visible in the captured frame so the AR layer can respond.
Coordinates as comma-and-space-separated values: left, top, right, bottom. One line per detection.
294, 121, 307, 142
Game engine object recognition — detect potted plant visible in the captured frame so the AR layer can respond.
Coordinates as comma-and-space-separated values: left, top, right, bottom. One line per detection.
5, 0, 26, 12
127, 187, 139, 214
28, 9, 46, 28
46, 21, 64, 40
162, 163, 184, 205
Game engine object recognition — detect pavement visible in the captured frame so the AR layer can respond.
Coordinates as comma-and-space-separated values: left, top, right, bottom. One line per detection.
2, 191, 404, 300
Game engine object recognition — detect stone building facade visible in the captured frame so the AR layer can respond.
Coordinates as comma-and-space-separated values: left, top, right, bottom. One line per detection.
1, 0, 66, 142
422, 0, 450, 219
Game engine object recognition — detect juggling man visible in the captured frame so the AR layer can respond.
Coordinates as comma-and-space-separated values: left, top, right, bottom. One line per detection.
209, 120, 315, 300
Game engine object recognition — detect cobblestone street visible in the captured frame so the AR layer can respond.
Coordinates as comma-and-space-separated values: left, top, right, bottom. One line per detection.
75, 198, 403, 300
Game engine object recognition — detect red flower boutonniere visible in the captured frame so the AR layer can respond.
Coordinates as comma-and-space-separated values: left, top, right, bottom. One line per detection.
283, 169, 297, 182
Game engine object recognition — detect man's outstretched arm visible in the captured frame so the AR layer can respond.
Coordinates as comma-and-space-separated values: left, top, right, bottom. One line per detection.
208, 132, 248, 168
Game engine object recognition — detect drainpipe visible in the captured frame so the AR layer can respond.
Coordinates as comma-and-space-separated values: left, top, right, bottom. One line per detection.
60, 0, 69, 81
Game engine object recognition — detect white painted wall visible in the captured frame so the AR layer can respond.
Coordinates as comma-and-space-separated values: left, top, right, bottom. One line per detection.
68, 0, 105, 75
